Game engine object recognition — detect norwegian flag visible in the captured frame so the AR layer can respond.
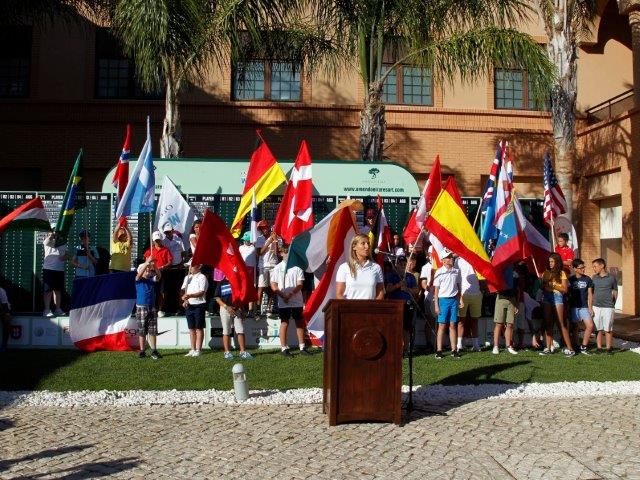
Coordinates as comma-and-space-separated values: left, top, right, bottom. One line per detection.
375, 195, 393, 267
543, 153, 567, 225
112, 124, 131, 220
273, 140, 314, 243
403, 155, 441, 245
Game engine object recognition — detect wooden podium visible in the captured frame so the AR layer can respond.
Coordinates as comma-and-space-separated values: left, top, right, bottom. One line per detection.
322, 299, 404, 425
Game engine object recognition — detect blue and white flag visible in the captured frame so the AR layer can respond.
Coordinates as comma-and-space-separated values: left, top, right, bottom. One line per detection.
154, 175, 195, 247
115, 117, 155, 218
250, 187, 259, 242
69, 272, 137, 351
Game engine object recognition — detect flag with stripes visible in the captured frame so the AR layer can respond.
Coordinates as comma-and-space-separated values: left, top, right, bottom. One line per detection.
112, 124, 131, 218
480, 141, 508, 248
493, 149, 514, 231
543, 153, 567, 225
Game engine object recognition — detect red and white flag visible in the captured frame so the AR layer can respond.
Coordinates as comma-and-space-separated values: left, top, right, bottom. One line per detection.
0, 196, 50, 235
192, 209, 257, 304
112, 124, 131, 221
375, 195, 392, 266
403, 155, 441, 245
273, 140, 314, 243
494, 147, 514, 230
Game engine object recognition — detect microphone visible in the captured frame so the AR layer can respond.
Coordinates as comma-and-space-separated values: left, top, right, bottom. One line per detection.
374, 248, 398, 258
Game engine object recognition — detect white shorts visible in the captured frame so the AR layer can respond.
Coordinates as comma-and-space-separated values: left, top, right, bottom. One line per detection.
592, 306, 614, 332
219, 307, 245, 335
258, 267, 273, 288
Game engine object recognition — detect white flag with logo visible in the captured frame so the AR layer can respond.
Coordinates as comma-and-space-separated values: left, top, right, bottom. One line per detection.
154, 176, 195, 247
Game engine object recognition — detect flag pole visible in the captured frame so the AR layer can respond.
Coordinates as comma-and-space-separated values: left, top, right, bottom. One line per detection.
147, 116, 153, 255
471, 201, 483, 231
550, 217, 556, 250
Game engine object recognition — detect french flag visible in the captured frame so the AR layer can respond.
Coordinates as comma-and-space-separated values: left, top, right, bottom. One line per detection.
69, 272, 137, 351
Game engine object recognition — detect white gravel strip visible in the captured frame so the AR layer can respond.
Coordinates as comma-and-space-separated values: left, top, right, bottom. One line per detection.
2, 381, 640, 408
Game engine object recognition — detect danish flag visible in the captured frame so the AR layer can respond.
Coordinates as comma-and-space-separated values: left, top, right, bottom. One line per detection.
273, 140, 314, 243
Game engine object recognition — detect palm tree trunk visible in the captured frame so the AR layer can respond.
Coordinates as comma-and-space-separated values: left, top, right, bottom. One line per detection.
160, 66, 182, 158
547, 7, 577, 222
359, 80, 386, 162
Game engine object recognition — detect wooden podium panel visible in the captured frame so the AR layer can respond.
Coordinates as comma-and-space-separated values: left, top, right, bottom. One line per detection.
323, 299, 403, 425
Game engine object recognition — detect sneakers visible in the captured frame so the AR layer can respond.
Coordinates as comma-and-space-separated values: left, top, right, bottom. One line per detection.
472, 345, 482, 352
606, 348, 613, 356
151, 350, 161, 360
54, 308, 65, 316
157, 311, 166, 318
435, 351, 444, 360
563, 348, 576, 357
43, 310, 54, 318
300, 348, 313, 356
192, 350, 201, 357
507, 346, 518, 355
223, 351, 233, 360
451, 350, 461, 359
185, 350, 196, 357
138, 350, 146, 358
492, 346, 500, 355
239, 351, 253, 359
281, 348, 293, 358
580, 345, 591, 355
539, 348, 551, 356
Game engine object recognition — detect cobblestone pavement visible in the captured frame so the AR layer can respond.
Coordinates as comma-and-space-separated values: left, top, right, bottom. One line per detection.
1, 395, 639, 479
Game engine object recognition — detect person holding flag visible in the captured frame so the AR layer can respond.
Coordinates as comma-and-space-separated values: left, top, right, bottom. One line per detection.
109, 224, 132, 273
42, 230, 68, 317
255, 220, 279, 316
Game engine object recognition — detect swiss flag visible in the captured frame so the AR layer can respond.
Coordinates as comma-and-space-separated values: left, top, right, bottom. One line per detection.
273, 140, 314, 243
192, 209, 257, 304
404, 155, 442, 245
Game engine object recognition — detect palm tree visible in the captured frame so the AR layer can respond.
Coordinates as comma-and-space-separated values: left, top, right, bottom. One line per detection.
112, 0, 297, 158
535, 0, 596, 221
295, 0, 556, 161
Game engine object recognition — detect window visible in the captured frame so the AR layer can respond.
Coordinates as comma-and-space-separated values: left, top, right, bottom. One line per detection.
381, 65, 432, 105
494, 68, 547, 110
0, 26, 32, 98
232, 60, 301, 101
95, 28, 162, 99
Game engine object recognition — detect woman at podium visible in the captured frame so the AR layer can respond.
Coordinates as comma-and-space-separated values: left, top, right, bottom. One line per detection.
335, 234, 384, 300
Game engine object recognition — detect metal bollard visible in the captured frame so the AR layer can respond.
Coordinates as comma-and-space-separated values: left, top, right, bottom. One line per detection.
232, 363, 249, 402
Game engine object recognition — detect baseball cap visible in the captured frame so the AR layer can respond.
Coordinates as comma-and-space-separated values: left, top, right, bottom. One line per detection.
257, 220, 269, 228
241, 231, 251, 242
152, 231, 163, 241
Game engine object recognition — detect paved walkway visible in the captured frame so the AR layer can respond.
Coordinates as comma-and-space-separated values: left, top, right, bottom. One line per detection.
1, 395, 639, 479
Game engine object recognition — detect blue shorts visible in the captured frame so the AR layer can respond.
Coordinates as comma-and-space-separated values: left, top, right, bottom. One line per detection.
571, 307, 592, 324
437, 297, 458, 324
542, 291, 563, 306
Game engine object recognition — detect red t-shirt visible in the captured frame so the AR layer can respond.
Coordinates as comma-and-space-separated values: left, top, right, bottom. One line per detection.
555, 245, 574, 273
143, 246, 173, 269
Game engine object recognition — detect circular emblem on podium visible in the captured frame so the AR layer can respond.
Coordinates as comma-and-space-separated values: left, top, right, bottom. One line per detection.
352, 328, 384, 359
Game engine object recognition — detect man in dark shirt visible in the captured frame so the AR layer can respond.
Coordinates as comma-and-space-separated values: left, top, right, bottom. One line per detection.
591, 258, 618, 354
568, 258, 594, 354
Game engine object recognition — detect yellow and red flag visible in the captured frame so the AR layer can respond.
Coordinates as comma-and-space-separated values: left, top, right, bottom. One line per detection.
425, 181, 505, 292
230, 132, 286, 237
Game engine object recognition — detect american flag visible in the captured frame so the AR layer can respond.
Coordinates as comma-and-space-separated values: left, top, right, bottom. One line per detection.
543, 152, 567, 225
481, 140, 507, 209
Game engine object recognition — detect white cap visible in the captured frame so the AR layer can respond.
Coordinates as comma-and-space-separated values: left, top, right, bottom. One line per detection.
162, 222, 173, 232
152, 231, 163, 241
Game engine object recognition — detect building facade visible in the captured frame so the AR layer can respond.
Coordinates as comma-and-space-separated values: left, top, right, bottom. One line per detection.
0, 0, 638, 314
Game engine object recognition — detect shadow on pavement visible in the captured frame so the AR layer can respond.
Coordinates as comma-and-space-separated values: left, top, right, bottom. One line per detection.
0, 444, 91, 473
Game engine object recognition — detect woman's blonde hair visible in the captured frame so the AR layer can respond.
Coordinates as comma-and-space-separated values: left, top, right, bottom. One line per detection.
347, 234, 371, 278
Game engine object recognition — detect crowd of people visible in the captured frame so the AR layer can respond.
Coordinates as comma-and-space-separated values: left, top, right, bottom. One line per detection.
30, 211, 619, 360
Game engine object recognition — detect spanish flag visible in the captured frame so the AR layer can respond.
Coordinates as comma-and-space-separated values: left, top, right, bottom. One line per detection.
230, 132, 286, 237
425, 182, 506, 292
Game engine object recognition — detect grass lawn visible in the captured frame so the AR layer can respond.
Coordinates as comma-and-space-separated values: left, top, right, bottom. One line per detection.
2, 348, 640, 391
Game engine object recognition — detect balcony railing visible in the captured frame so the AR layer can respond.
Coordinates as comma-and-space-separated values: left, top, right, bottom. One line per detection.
585, 89, 634, 124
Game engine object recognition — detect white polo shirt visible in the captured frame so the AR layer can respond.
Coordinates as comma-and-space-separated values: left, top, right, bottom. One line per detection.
272, 261, 305, 308
239, 244, 257, 268
181, 272, 208, 305
163, 235, 184, 265
433, 266, 461, 298
336, 260, 383, 300
255, 235, 279, 269
43, 235, 67, 271
455, 257, 481, 296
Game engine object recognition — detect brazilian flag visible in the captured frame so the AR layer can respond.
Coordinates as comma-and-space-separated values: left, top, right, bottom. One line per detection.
54, 149, 86, 246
